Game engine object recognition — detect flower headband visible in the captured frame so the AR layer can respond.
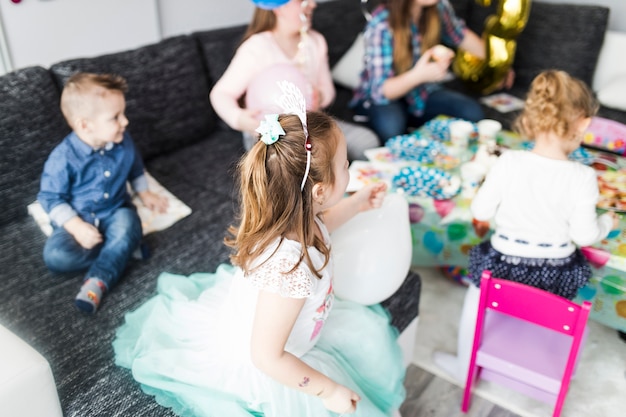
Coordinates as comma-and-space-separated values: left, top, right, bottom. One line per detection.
255, 80, 310, 191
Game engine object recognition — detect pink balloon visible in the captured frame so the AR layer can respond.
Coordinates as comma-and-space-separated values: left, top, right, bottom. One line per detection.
245, 63, 313, 119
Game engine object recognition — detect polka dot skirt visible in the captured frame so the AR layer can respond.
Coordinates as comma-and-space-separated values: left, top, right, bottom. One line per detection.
468, 241, 592, 300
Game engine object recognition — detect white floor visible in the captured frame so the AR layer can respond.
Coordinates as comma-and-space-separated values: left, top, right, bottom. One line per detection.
411, 266, 626, 417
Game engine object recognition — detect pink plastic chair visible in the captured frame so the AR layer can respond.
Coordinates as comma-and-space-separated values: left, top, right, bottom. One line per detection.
462, 270, 591, 417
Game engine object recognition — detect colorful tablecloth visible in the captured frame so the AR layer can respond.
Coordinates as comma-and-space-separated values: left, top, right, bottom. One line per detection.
349, 118, 626, 332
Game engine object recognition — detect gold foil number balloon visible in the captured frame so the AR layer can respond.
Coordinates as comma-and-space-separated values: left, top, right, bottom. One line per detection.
453, 0, 531, 94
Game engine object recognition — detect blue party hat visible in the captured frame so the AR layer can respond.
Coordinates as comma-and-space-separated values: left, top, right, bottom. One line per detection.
251, 0, 290, 10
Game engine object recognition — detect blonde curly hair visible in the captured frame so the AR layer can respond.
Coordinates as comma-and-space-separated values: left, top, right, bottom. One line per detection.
513, 70, 598, 141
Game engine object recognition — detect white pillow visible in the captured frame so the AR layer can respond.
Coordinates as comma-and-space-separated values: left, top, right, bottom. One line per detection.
592, 31, 626, 92
331, 33, 365, 90
28, 172, 192, 236
597, 76, 626, 112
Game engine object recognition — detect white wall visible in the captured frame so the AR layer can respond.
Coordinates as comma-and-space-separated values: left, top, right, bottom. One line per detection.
157, 0, 254, 38
0, 0, 256, 74
0, 0, 624, 75
0, 0, 160, 71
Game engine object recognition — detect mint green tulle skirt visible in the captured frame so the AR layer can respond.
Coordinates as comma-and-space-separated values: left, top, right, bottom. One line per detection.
113, 264, 406, 417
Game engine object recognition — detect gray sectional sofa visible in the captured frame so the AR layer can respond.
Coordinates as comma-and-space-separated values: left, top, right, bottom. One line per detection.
0, 1, 420, 416
0, 0, 619, 415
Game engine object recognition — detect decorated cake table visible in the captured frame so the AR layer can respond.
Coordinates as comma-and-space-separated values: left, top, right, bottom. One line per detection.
348, 117, 626, 333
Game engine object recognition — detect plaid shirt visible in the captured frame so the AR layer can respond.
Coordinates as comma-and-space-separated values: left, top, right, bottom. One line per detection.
351, 0, 466, 116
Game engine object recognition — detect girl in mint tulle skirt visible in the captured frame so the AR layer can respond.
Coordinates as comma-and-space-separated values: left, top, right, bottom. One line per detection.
114, 108, 406, 416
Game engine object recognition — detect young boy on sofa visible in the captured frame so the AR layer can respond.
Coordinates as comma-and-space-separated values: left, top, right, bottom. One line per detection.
37, 73, 168, 314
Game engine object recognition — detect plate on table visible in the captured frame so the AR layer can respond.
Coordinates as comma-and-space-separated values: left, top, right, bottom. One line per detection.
597, 168, 626, 212
347, 160, 398, 193
392, 166, 461, 200
385, 132, 447, 164
590, 151, 623, 170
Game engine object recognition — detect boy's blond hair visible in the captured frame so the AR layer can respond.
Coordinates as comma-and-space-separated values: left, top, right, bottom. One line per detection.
60, 73, 128, 128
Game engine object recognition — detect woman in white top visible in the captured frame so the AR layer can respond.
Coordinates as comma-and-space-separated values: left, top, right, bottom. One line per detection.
209, 0, 380, 160
435, 70, 619, 382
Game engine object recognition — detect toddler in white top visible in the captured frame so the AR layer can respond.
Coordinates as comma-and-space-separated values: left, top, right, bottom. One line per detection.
435, 70, 620, 382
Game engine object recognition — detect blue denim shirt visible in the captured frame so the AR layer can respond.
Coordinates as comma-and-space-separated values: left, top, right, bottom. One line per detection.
38, 131, 148, 227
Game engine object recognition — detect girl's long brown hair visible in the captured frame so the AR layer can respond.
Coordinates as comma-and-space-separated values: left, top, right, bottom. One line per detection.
225, 112, 339, 278
388, 0, 441, 74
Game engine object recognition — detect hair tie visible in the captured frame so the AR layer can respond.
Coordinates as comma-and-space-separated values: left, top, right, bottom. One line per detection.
256, 114, 286, 145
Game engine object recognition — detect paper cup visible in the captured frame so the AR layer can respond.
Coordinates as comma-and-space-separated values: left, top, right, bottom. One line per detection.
477, 119, 502, 145
460, 161, 488, 198
449, 120, 474, 149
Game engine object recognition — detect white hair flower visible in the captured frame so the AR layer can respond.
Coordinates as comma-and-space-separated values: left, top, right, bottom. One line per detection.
256, 114, 286, 145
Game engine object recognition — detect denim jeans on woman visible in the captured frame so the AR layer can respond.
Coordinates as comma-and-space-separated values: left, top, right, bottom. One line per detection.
43, 205, 142, 289
355, 88, 484, 143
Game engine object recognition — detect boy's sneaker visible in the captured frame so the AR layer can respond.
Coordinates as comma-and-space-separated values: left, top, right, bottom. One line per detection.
74, 278, 107, 314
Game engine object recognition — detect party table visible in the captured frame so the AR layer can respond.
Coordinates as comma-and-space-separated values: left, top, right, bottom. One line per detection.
348, 118, 626, 333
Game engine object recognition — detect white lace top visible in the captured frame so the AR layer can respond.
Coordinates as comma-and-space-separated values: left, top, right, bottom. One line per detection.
218, 217, 334, 360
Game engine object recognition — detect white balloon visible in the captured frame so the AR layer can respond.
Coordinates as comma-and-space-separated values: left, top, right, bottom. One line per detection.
331, 193, 412, 305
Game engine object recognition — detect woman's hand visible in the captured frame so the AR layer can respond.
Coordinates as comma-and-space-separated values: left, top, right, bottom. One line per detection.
321, 384, 360, 414
431, 45, 455, 64
498, 68, 515, 90
238, 108, 262, 134
310, 87, 322, 111
410, 47, 452, 85
382, 46, 452, 100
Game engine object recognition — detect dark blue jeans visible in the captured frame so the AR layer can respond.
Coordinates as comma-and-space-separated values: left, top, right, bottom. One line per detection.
355, 88, 485, 142
43, 206, 142, 289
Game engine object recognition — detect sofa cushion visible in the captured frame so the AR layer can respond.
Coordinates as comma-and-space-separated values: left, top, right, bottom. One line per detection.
146, 130, 244, 193
514, 2, 608, 89
193, 26, 247, 131
331, 32, 365, 90
597, 76, 626, 112
592, 31, 626, 92
457, 1, 609, 89
193, 25, 247, 91
49, 36, 217, 161
313, 0, 367, 68
0, 66, 70, 227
